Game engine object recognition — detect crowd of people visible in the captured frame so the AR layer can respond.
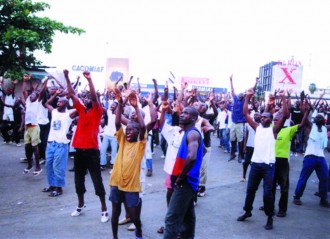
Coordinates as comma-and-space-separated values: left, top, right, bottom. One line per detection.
0, 71, 330, 238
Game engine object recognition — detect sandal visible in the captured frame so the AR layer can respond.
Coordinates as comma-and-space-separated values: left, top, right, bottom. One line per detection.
23, 166, 33, 174
42, 187, 55, 192
71, 205, 86, 217
157, 226, 165, 234
48, 191, 63, 197
33, 168, 43, 176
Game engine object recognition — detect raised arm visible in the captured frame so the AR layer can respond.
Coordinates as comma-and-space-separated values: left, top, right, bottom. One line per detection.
64, 70, 79, 105
82, 71, 99, 108
159, 100, 169, 128
273, 90, 289, 135
230, 74, 236, 98
146, 92, 157, 132
243, 89, 258, 131
45, 89, 62, 112
114, 88, 123, 131
128, 91, 146, 140
152, 78, 159, 104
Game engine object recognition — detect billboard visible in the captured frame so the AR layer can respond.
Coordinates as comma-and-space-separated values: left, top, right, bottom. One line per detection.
105, 58, 129, 82
271, 63, 303, 92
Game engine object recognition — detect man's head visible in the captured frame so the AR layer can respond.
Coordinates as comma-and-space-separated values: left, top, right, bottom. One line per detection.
238, 93, 244, 101
29, 91, 39, 102
110, 101, 119, 113
192, 102, 203, 114
260, 111, 273, 127
253, 112, 261, 123
314, 114, 325, 126
48, 86, 58, 95
179, 106, 199, 126
125, 121, 140, 142
83, 94, 92, 108
57, 97, 69, 111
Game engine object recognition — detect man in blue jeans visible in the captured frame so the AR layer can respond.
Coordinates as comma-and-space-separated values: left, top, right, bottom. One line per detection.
100, 101, 119, 171
237, 88, 288, 230
43, 86, 76, 197
293, 114, 330, 208
164, 106, 204, 239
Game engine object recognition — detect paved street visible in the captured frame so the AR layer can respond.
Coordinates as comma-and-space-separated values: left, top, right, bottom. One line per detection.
0, 135, 329, 239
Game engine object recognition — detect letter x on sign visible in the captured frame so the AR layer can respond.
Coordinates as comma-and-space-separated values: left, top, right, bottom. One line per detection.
278, 67, 296, 84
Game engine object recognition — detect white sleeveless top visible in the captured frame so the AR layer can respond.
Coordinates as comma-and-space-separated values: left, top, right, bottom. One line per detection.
305, 125, 327, 157
251, 126, 275, 164
246, 124, 256, 148
47, 109, 74, 144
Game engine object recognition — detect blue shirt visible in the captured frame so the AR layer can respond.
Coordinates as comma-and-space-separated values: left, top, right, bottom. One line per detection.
231, 95, 246, 123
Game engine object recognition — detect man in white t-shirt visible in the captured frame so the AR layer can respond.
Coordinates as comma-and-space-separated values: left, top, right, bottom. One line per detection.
42, 87, 76, 197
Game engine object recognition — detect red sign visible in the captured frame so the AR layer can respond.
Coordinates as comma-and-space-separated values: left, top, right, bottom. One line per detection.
181, 77, 209, 85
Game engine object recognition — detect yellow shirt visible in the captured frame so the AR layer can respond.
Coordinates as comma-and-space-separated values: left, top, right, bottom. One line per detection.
109, 127, 147, 192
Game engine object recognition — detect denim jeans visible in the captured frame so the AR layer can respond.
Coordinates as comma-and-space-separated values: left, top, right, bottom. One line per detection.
164, 180, 196, 239
100, 135, 118, 165
294, 155, 329, 201
219, 128, 230, 151
243, 162, 275, 217
74, 149, 106, 197
45, 141, 69, 187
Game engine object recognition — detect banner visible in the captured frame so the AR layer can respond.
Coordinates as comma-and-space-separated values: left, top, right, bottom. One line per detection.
271, 64, 303, 92
105, 58, 129, 82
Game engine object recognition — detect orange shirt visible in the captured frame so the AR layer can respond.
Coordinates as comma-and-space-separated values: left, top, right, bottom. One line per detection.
110, 127, 147, 192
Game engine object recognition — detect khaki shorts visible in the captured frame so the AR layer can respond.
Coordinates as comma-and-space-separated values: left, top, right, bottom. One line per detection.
230, 123, 244, 142
24, 125, 41, 146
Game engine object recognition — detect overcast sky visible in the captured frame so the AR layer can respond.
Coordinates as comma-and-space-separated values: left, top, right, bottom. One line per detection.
35, 0, 330, 92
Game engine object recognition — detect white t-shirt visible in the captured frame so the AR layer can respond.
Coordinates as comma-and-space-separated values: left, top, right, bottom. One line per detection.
161, 122, 184, 174
47, 109, 74, 144
3, 95, 16, 121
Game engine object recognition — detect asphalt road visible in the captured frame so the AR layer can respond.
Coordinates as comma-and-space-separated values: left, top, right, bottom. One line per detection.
0, 135, 329, 239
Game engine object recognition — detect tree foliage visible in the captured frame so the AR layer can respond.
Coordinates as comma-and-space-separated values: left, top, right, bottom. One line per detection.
0, 0, 85, 80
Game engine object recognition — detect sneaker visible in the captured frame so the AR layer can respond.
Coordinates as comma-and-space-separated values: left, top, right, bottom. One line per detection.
127, 223, 136, 231
224, 150, 229, 153
100, 165, 106, 171
39, 159, 45, 165
240, 178, 246, 182
294, 152, 298, 157
237, 211, 252, 221
71, 205, 86, 217
293, 197, 302, 205
290, 152, 293, 156
118, 217, 131, 225
16, 143, 22, 147
101, 211, 109, 223
161, 155, 165, 159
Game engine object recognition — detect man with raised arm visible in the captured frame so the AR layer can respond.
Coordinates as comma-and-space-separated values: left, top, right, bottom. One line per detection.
237, 88, 288, 230
64, 70, 109, 223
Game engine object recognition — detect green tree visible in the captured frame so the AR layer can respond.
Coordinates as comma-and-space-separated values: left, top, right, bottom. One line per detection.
0, 0, 85, 80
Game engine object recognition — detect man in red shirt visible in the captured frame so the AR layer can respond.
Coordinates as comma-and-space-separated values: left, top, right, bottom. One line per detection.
64, 70, 108, 223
